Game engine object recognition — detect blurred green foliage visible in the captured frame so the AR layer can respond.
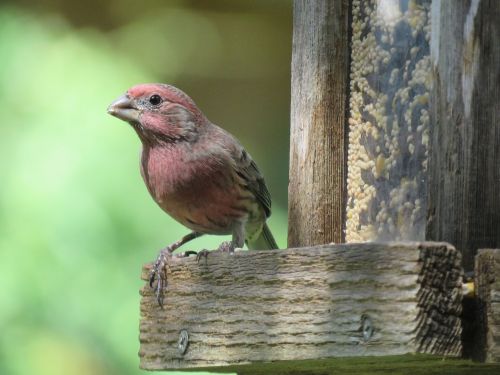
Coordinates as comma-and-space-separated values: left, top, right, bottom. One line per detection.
0, 2, 291, 374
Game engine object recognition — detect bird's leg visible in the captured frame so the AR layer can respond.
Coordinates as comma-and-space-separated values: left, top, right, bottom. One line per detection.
232, 220, 246, 249
149, 231, 203, 307
197, 221, 246, 263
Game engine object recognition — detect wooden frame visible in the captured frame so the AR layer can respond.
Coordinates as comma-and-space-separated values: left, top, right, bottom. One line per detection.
427, 0, 500, 270
137, 0, 500, 368
288, 0, 350, 247
474, 249, 500, 362
139, 242, 462, 371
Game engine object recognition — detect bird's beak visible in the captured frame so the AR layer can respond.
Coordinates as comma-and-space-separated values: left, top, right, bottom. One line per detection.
107, 94, 140, 123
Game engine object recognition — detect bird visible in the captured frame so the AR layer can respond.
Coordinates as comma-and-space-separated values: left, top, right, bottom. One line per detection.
107, 83, 278, 306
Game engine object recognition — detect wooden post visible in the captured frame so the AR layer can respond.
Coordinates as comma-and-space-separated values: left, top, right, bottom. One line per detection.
474, 249, 500, 363
288, 0, 350, 247
427, 1, 500, 271
139, 242, 463, 371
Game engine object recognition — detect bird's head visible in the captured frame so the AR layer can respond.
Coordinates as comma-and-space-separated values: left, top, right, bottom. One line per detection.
107, 83, 207, 144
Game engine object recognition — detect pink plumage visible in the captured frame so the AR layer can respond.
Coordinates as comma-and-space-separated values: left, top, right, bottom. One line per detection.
108, 83, 278, 305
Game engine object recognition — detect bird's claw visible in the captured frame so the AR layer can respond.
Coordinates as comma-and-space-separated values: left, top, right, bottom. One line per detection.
218, 240, 235, 253
149, 247, 173, 307
196, 249, 210, 264
149, 242, 236, 305
196, 241, 235, 265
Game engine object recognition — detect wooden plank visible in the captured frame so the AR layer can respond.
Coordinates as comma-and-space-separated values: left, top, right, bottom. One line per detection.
474, 249, 500, 363
427, 0, 500, 271
288, 0, 350, 247
139, 242, 463, 371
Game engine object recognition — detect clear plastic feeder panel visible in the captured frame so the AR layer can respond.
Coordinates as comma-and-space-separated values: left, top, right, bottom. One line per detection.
346, 0, 431, 241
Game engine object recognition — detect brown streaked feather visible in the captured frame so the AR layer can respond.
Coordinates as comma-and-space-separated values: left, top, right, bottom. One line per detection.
233, 149, 272, 218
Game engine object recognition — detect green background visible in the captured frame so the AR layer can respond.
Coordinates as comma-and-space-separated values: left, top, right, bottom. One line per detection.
0, 1, 291, 374
2, 1, 499, 375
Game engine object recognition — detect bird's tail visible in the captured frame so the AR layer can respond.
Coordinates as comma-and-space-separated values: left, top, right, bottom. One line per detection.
247, 223, 279, 250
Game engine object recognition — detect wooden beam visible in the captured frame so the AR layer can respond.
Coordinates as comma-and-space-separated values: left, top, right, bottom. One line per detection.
474, 249, 500, 363
288, 0, 350, 247
139, 242, 463, 371
427, 0, 500, 271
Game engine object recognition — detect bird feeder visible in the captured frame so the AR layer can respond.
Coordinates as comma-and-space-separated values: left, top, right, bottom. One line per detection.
138, 0, 500, 371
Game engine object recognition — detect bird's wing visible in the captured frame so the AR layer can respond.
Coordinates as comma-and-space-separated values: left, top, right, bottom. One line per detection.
233, 147, 272, 218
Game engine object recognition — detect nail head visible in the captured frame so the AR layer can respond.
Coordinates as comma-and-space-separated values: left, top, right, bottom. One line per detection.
361, 315, 374, 342
178, 329, 189, 355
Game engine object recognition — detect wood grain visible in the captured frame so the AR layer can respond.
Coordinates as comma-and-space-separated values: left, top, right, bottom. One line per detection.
427, 0, 500, 271
474, 249, 500, 363
139, 242, 463, 371
288, 0, 350, 247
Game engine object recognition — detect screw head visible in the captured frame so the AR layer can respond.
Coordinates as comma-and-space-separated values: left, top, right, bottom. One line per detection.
361, 314, 374, 342
178, 329, 189, 355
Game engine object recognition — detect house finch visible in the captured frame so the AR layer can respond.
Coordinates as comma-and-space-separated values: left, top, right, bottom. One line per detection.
107, 83, 278, 305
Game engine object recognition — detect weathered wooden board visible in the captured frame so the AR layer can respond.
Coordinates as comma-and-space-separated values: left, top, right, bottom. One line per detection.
288, 0, 350, 247
427, 0, 500, 271
139, 242, 463, 371
474, 249, 500, 363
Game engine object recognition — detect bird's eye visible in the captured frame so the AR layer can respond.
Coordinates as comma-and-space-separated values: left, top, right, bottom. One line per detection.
149, 94, 162, 106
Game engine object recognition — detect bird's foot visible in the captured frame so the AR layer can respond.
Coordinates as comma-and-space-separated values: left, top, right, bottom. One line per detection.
196, 249, 210, 264
196, 241, 236, 264
149, 246, 174, 307
217, 240, 236, 253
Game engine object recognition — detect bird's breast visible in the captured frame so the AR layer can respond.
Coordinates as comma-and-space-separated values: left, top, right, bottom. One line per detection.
140, 145, 261, 234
